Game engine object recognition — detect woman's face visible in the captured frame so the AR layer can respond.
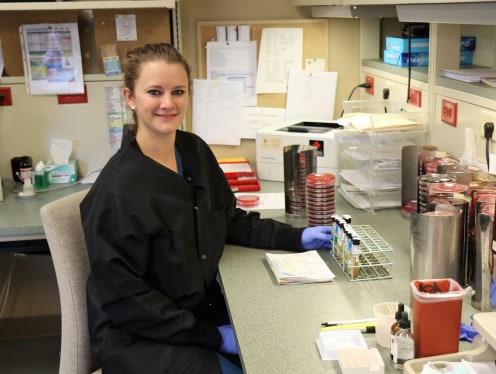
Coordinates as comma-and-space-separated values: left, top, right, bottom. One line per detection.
124, 60, 190, 138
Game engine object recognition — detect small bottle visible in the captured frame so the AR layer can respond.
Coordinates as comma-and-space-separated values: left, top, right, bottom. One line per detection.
22, 177, 35, 196
390, 303, 405, 360
34, 161, 48, 190
393, 311, 414, 370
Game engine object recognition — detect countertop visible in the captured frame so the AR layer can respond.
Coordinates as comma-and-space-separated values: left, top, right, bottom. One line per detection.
0, 179, 89, 241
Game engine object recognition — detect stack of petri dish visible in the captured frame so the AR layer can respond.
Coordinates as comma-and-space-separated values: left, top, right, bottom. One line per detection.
306, 173, 336, 227
417, 174, 455, 213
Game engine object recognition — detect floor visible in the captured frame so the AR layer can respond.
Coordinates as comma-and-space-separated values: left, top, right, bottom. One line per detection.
0, 335, 60, 373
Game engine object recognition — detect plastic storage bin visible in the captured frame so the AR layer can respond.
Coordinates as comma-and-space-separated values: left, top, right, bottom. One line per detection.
337, 101, 427, 212
405, 312, 496, 373
410, 278, 465, 358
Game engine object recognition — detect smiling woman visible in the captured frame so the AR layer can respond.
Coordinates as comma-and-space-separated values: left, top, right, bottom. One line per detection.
79, 43, 332, 374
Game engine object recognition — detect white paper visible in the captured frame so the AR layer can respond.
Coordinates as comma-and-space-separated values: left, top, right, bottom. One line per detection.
240, 107, 285, 139
216, 26, 227, 42
285, 69, 338, 122
256, 28, 303, 94
105, 84, 128, 149
19, 23, 84, 95
115, 14, 137, 41
206, 41, 257, 107
305, 58, 326, 72
192, 79, 243, 145
238, 25, 251, 42
489, 154, 496, 175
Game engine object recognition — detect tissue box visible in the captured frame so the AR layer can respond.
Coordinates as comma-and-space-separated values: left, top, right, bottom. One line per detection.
385, 37, 429, 53
45, 160, 78, 184
460, 36, 476, 51
338, 348, 385, 374
459, 50, 473, 65
383, 50, 429, 66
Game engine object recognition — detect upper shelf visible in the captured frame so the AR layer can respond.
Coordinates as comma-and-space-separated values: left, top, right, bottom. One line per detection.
0, 1, 175, 11
293, 0, 496, 4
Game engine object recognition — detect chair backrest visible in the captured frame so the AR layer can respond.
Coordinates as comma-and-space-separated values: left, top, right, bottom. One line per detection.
40, 189, 100, 374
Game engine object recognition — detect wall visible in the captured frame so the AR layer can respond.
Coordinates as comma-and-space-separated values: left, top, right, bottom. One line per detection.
179, 0, 361, 167
0, 0, 361, 338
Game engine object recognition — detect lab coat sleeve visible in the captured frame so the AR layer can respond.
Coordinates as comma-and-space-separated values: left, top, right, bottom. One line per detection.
223, 186, 305, 250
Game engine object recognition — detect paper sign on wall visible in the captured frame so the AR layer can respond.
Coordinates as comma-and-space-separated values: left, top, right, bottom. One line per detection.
19, 23, 84, 95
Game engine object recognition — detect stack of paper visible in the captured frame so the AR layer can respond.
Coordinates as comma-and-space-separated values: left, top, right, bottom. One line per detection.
441, 68, 496, 83
265, 251, 335, 285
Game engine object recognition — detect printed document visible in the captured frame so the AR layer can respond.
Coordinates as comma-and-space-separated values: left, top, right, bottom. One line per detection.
206, 41, 257, 107
192, 79, 243, 145
285, 69, 338, 122
266, 250, 335, 285
19, 23, 84, 95
256, 28, 303, 94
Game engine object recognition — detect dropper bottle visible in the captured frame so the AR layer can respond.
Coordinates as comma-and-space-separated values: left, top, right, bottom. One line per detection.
393, 311, 414, 369
390, 302, 405, 360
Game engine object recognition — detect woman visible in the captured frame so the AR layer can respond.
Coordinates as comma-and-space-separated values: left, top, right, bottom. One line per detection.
80, 43, 332, 374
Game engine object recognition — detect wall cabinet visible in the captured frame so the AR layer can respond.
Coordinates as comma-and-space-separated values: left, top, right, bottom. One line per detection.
293, 0, 496, 5
359, 18, 496, 168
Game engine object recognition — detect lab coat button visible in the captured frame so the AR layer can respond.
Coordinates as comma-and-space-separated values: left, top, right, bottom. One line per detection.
201, 254, 207, 260
194, 206, 199, 211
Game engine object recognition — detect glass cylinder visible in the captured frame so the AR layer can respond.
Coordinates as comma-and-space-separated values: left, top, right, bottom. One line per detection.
283, 145, 317, 217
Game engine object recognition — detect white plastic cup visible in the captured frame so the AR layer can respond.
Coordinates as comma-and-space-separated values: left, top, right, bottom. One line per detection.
373, 301, 410, 348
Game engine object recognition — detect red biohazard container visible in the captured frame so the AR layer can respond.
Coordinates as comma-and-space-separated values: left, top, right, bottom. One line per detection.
410, 278, 465, 358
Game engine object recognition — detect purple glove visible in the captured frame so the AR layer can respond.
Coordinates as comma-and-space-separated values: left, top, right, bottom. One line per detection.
301, 226, 332, 250
217, 325, 238, 355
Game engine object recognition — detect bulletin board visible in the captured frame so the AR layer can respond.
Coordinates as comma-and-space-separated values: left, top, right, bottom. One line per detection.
197, 19, 328, 109
0, 8, 171, 77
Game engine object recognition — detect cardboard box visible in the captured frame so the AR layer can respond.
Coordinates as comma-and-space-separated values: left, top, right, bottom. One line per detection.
383, 50, 429, 67
385, 37, 429, 53
45, 160, 78, 184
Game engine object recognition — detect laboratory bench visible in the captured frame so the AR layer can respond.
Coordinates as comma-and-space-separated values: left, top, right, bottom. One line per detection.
0, 178, 482, 372
221, 181, 480, 373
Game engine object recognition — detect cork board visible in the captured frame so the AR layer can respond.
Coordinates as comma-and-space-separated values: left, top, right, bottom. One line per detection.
0, 8, 171, 77
0, 10, 79, 77
92, 9, 171, 73
197, 20, 328, 109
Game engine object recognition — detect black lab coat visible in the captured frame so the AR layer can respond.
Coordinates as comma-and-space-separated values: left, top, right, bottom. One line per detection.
80, 131, 304, 373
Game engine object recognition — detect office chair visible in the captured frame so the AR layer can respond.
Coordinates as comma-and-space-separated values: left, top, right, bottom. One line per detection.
40, 189, 102, 374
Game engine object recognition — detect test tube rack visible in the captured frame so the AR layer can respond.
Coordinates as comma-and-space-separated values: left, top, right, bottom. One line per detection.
331, 225, 393, 281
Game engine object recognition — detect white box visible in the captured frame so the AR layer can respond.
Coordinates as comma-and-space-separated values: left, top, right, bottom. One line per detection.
338, 348, 385, 374
316, 330, 368, 361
